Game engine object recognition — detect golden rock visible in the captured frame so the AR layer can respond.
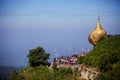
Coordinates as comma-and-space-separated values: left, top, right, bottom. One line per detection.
88, 16, 107, 45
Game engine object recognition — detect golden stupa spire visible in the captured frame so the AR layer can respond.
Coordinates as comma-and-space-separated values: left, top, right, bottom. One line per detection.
88, 16, 107, 46
98, 15, 100, 21
95, 16, 102, 29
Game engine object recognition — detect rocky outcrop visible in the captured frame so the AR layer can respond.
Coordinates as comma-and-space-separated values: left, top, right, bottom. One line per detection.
54, 64, 99, 80
73, 64, 99, 80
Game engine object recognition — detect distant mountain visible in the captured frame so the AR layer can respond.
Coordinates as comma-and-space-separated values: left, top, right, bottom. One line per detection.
0, 66, 24, 80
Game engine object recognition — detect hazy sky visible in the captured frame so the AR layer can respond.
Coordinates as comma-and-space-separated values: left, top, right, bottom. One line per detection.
0, 0, 120, 67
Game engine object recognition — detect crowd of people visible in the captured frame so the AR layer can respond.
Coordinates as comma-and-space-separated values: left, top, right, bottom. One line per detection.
54, 54, 78, 66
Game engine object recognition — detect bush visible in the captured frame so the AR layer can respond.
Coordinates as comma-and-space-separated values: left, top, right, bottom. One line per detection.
8, 70, 24, 80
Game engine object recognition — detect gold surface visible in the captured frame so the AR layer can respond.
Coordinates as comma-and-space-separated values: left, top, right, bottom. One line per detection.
88, 16, 107, 45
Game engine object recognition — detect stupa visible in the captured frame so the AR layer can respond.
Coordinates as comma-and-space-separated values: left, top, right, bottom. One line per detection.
88, 16, 107, 46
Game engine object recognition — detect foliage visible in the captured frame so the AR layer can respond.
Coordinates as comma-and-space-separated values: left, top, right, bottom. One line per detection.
21, 66, 53, 80
52, 63, 58, 70
78, 36, 120, 80
95, 62, 120, 80
19, 65, 75, 80
77, 56, 85, 64
73, 67, 79, 76
8, 70, 24, 80
27, 46, 50, 67
17, 46, 78, 80
53, 67, 73, 80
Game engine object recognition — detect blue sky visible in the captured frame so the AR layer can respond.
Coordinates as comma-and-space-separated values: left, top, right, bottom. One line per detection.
0, 0, 120, 67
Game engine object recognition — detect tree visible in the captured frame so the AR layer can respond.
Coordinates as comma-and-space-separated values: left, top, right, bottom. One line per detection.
27, 46, 50, 67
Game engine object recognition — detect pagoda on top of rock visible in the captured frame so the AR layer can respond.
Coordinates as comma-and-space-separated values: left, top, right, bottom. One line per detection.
88, 16, 107, 46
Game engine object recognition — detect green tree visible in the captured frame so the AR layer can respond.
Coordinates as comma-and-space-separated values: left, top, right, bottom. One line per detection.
27, 46, 50, 67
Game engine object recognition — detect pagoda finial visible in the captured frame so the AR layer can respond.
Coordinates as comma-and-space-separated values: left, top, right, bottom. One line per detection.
98, 11, 100, 22
98, 16, 100, 22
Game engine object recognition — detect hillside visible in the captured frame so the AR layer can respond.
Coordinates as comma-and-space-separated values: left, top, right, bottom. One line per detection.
78, 36, 120, 80
7, 36, 120, 80
8, 65, 86, 80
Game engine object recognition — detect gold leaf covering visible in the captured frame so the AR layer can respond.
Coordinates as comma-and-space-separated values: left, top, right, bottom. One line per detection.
88, 16, 107, 45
